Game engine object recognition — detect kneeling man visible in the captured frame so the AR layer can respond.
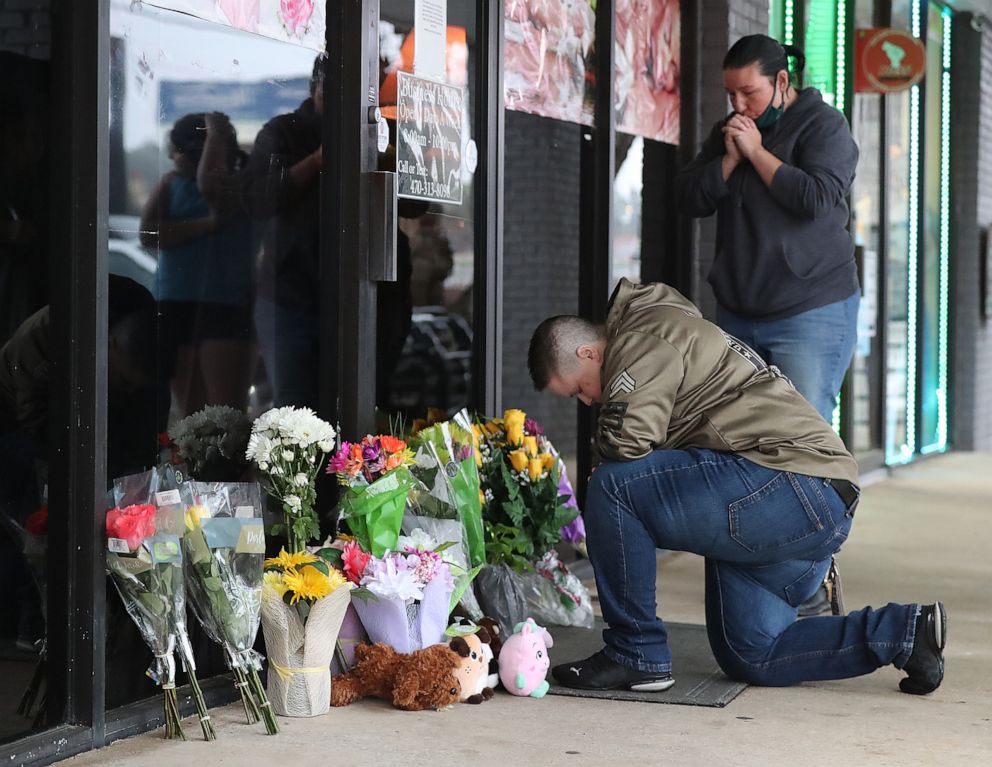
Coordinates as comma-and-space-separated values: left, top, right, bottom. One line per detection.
528, 279, 944, 695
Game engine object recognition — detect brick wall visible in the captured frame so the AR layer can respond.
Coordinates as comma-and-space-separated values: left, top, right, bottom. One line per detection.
975, 26, 992, 449
501, 110, 582, 456
0, 0, 50, 59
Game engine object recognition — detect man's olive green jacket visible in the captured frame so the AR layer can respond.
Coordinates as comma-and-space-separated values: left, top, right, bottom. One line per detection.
596, 279, 858, 485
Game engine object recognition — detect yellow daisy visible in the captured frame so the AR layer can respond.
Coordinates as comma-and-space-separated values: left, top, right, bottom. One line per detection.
264, 548, 318, 571
262, 571, 288, 601
283, 565, 337, 604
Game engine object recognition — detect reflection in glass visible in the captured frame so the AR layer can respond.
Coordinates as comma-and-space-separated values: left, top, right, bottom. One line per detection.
0, 18, 52, 743
850, 91, 882, 456
377, 1, 477, 419
613, 135, 644, 292
885, 88, 911, 463
107, 1, 317, 707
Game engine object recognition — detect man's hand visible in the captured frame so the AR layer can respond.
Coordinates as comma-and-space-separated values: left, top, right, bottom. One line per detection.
724, 114, 762, 160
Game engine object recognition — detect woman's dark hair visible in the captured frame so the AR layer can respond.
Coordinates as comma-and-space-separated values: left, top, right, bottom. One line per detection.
723, 34, 806, 86
170, 113, 246, 171
169, 113, 208, 164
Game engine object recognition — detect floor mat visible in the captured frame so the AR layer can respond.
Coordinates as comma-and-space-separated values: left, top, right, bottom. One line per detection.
545, 620, 747, 707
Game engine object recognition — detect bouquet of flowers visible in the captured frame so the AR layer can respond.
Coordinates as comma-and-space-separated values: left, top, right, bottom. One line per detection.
181, 481, 277, 734
168, 405, 251, 481
105, 469, 213, 740
408, 410, 485, 568
327, 435, 420, 557
245, 407, 336, 553
475, 409, 577, 560
260, 548, 353, 717
473, 409, 580, 631
348, 536, 454, 654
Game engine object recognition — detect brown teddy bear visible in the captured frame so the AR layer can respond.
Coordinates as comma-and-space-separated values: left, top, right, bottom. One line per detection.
331, 642, 465, 711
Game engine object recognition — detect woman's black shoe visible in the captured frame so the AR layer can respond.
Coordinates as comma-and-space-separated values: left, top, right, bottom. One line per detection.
551, 649, 675, 692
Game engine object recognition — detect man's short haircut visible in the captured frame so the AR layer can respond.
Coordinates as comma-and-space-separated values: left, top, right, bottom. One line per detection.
528, 315, 604, 391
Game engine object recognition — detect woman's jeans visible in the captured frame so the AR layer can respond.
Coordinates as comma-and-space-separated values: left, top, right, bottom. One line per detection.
585, 448, 918, 686
716, 291, 860, 421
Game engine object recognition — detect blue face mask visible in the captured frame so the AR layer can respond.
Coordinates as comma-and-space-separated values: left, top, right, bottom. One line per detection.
754, 80, 785, 128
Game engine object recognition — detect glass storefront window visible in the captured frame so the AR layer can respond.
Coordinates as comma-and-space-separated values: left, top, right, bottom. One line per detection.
613, 135, 644, 292
0, 8, 56, 744
107, 0, 318, 707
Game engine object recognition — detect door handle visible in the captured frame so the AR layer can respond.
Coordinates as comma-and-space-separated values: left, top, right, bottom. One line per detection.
368, 170, 397, 282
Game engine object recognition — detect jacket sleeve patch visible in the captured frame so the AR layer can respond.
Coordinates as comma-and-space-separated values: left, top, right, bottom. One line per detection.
607, 369, 637, 398
599, 401, 629, 441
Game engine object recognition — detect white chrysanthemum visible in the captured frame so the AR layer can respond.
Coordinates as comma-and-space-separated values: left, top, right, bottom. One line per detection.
245, 433, 274, 463
397, 527, 438, 552
284, 494, 302, 512
282, 450, 295, 461
294, 473, 308, 487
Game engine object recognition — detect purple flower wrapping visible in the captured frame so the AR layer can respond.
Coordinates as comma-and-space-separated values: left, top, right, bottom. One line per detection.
351, 574, 453, 654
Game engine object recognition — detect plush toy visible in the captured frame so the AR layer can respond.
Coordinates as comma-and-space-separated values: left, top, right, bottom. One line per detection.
331, 642, 464, 711
498, 618, 553, 698
449, 631, 495, 704
478, 616, 503, 690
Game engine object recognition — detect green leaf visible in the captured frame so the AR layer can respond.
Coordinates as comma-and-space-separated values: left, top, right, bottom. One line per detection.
308, 560, 329, 576
316, 547, 344, 568
349, 587, 379, 604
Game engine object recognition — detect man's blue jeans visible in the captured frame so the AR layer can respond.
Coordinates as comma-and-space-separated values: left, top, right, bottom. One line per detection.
716, 291, 860, 421
585, 448, 918, 685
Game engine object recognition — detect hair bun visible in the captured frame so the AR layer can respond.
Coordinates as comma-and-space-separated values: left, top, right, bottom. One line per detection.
783, 44, 806, 73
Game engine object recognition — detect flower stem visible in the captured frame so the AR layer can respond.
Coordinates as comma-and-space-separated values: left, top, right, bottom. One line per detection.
247, 665, 279, 735
162, 687, 187, 741
186, 668, 217, 741
232, 666, 260, 724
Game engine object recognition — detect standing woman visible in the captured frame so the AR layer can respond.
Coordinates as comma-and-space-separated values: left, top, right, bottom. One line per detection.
677, 35, 860, 423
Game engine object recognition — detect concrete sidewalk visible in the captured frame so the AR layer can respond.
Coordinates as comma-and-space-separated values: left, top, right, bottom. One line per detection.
67, 452, 992, 767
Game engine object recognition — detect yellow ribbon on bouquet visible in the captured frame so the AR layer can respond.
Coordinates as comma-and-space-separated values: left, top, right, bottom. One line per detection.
268, 659, 329, 682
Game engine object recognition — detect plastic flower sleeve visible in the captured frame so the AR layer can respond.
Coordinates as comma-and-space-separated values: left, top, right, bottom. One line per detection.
410, 412, 486, 567
106, 469, 190, 740
519, 551, 594, 629
181, 480, 276, 733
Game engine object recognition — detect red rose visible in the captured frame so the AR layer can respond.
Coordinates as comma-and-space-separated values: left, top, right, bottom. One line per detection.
106, 504, 157, 550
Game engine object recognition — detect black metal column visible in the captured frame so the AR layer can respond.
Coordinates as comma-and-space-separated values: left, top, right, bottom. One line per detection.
472, 0, 505, 416
577, 0, 615, 504
325, 0, 380, 438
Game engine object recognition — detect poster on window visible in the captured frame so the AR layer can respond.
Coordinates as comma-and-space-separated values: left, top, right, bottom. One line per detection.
396, 71, 465, 205
144, 1, 326, 51
503, 0, 595, 125
615, 0, 680, 145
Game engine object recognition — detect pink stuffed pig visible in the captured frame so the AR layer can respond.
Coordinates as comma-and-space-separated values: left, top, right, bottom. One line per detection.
498, 618, 553, 698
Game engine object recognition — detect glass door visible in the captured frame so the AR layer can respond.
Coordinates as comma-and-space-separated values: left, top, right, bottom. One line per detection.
332, 0, 487, 440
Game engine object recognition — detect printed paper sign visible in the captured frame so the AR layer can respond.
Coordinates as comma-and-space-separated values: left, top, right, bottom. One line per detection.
155, 489, 182, 507
108, 553, 154, 576
234, 505, 256, 519
396, 71, 464, 204
414, 0, 447, 82
235, 523, 266, 554
148, 535, 183, 565
108, 538, 131, 554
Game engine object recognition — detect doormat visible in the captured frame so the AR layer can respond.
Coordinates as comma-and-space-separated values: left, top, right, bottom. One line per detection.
546, 620, 747, 707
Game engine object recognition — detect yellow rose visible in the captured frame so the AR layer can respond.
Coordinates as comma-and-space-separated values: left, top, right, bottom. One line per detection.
185, 505, 210, 530
504, 409, 526, 446
540, 452, 556, 472
479, 488, 487, 507
475, 448, 483, 467
528, 457, 543, 482
509, 449, 530, 473
523, 435, 538, 458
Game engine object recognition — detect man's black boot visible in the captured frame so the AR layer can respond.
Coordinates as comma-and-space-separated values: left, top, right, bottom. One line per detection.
551, 649, 675, 692
899, 602, 946, 695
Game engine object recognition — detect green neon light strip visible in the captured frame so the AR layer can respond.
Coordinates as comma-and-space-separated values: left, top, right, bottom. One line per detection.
835, 0, 847, 114
784, 0, 795, 45
902, 3, 922, 461
937, 10, 951, 449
